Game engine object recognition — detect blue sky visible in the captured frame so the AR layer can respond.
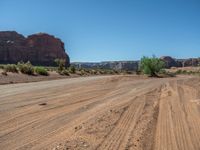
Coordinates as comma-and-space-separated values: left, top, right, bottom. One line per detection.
0, 0, 200, 62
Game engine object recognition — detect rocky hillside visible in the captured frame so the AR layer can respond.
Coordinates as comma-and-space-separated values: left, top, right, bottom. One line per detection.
72, 57, 200, 71
72, 61, 139, 71
0, 31, 70, 66
160, 56, 200, 68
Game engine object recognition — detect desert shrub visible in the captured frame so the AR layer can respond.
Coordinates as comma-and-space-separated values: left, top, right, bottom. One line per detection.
57, 69, 70, 76
159, 69, 167, 74
139, 56, 165, 77
4, 64, 18, 73
17, 61, 34, 75
125, 70, 133, 74
61, 70, 70, 76
81, 69, 87, 75
111, 70, 119, 74
175, 69, 182, 74
35, 67, 49, 76
68, 66, 76, 74
136, 70, 141, 75
54, 59, 66, 71
84, 69, 90, 73
77, 71, 84, 76
0, 65, 4, 69
163, 71, 176, 77
46, 67, 57, 72
182, 70, 187, 74
1, 71, 7, 76
102, 70, 110, 74
175, 69, 194, 75
91, 69, 97, 74
98, 70, 105, 74
80, 68, 90, 75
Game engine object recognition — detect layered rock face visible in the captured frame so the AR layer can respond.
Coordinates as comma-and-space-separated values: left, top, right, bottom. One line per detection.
160, 56, 200, 68
0, 31, 70, 66
73, 57, 200, 71
182, 58, 200, 67
72, 61, 139, 71
160, 56, 181, 68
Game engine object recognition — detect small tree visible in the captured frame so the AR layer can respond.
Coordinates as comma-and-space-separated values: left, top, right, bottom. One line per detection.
54, 59, 66, 71
139, 56, 165, 77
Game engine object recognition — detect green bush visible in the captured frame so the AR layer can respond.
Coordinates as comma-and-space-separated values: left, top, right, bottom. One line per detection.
83, 69, 90, 73
175, 69, 182, 74
0, 65, 4, 69
46, 67, 57, 72
68, 66, 76, 74
182, 70, 187, 74
139, 56, 165, 77
35, 67, 49, 76
58, 69, 70, 76
80, 69, 86, 75
54, 59, 66, 71
17, 61, 34, 75
4, 64, 18, 73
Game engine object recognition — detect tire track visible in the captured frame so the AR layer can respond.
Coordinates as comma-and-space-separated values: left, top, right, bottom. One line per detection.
96, 98, 145, 150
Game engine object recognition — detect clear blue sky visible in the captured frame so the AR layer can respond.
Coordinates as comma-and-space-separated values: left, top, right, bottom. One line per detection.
0, 0, 200, 62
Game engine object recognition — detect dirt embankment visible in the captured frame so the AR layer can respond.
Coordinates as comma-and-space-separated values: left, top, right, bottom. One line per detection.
0, 75, 200, 150
0, 70, 73, 85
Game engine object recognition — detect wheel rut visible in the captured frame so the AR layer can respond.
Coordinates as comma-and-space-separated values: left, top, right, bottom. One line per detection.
96, 98, 145, 150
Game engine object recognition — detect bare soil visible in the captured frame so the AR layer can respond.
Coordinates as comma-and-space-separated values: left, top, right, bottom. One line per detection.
0, 75, 200, 150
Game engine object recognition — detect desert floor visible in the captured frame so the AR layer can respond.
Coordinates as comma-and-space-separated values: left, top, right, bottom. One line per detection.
0, 75, 200, 150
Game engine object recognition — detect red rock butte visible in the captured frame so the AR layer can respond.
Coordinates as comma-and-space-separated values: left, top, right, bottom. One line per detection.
0, 31, 70, 66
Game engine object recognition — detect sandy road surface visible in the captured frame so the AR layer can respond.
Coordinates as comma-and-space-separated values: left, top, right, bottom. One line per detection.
0, 75, 200, 150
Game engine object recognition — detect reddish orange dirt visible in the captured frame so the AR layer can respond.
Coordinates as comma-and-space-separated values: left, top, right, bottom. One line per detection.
0, 75, 200, 150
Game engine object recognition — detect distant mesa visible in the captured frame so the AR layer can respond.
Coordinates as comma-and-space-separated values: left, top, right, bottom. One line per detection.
71, 61, 139, 71
160, 56, 200, 68
0, 31, 70, 66
72, 57, 200, 71
160, 56, 181, 68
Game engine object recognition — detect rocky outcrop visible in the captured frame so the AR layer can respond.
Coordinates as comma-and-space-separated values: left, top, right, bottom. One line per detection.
161, 56, 200, 68
73, 57, 200, 71
72, 61, 139, 71
160, 56, 180, 68
181, 58, 200, 67
0, 31, 70, 66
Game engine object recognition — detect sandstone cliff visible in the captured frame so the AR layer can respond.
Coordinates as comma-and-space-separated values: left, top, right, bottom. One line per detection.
0, 31, 70, 66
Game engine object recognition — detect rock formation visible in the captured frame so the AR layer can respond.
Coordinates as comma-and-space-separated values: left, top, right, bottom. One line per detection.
0, 31, 70, 66
73, 57, 200, 71
72, 61, 139, 71
160, 56, 179, 68
181, 58, 200, 67
161, 56, 200, 68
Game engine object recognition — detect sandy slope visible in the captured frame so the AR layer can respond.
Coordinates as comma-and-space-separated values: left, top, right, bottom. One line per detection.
0, 75, 199, 150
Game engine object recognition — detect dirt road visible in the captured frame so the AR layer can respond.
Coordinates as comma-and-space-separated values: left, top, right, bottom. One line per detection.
0, 75, 200, 150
